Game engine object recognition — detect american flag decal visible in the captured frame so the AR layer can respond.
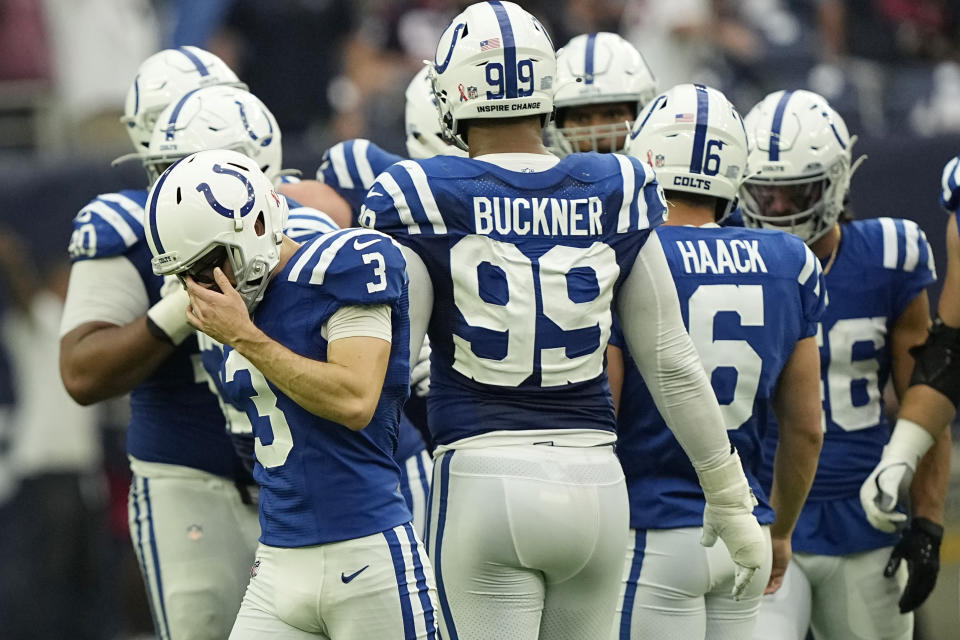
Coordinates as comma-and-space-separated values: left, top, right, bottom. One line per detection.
675, 113, 694, 123
480, 38, 501, 51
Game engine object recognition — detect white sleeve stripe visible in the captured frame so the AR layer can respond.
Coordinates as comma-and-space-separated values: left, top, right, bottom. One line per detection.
85, 201, 140, 247
309, 229, 372, 285
924, 230, 937, 278
943, 157, 959, 203
378, 172, 421, 234
398, 161, 447, 234
798, 244, 816, 288
352, 139, 377, 189
328, 143, 354, 190
637, 163, 653, 231
880, 217, 899, 269
903, 221, 920, 271
287, 236, 327, 282
99, 193, 146, 225
615, 155, 634, 233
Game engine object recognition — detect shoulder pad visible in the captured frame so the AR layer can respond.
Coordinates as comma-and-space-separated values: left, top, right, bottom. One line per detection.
68, 190, 147, 261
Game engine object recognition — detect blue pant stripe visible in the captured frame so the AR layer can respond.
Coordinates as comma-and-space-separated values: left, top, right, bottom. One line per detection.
619, 529, 647, 640
131, 478, 163, 638
415, 450, 431, 507
384, 527, 418, 640
404, 522, 438, 639
433, 451, 459, 640
143, 478, 171, 640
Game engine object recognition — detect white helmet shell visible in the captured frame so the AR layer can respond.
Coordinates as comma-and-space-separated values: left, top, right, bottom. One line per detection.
547, 32, 657, 156
430, 0, 556, 150
144, 85, 282, 186
122, 47, 244, 156
404, 66, 468, 159
145, 149, 286, 312
739, 89, 860, 244
625, 83, 748, 212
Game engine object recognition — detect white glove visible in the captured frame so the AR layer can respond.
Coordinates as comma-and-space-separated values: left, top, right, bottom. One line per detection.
411, 336, 431, 397
145, 275, 192, 345
697, 451, 766, 600
860, 419, 935, 533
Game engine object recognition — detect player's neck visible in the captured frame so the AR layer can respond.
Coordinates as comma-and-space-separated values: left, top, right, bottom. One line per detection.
810, 223, 841, 264
467, 118, 551, 157
663, 202, 714, 227
272, 235, 302, 276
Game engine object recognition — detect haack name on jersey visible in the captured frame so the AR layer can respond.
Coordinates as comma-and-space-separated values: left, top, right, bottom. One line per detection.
675, 238, 769, 275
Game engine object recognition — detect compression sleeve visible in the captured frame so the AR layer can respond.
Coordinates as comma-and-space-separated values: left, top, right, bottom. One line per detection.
398, 245, 433, 372
616, 230, 731, 471
59, 256, 149, 336
324, 304, 392, 343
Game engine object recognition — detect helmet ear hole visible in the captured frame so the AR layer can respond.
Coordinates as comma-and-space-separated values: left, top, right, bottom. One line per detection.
176, 187, 182, 204
255, 212, 266, 236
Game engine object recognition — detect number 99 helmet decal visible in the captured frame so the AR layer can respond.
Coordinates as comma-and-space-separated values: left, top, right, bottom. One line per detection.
430, 0, 556, 150
145, 149, 286, 312
739, 89, 864, 245
625, 83, 748, 220
405, 66, 468, 160
143, 85, 283, 186
547, 32, 657, 156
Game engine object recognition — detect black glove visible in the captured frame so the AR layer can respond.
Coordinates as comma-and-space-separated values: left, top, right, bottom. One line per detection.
884, 516, 943, 613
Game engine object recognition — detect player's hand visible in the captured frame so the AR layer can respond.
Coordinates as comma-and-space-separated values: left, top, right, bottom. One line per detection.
185, 268, 257, 347
766, 535, 791, 595
146, 275, 193, 345
698, 451, 766, 600
411, 336, 431, 397
884, 517, 943, 613
860, 460, 912, 533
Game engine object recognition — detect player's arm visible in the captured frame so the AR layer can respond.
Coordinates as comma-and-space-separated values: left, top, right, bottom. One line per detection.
617, 230, 765, 599
766, 335, 823, 594
606, 345, 625, 415
59, 257, 188, 405
277, 180, 353, 229
186, 268, 389, 431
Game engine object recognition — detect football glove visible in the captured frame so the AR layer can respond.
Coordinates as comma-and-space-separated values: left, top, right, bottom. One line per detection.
145, 275, 192, 346
884, 517, 943, 613
698, 450, 766, 600
860, 419, 935, 533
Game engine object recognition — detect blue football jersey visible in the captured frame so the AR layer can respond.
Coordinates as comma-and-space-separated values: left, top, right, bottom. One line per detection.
362, 153, 667, 445
283, 195, 340, 242
67, 190, 240, 478
613, 225, 826, 530
317, 138, 404, 222
758, 217, 936, 555
209, 228, 412, 546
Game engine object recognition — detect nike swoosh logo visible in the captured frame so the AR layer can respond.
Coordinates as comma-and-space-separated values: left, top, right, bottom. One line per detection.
367, 189, 384, 198
354, 238, 381, 251
341, 565, 370, 583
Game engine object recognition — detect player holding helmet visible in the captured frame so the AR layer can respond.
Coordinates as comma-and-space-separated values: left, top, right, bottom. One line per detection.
362, 3, 766, 638
740, 90, 949, 640
608, 83, 825, 639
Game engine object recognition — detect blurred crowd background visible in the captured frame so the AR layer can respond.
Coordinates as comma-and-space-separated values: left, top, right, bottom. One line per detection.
0, 1, 959, 638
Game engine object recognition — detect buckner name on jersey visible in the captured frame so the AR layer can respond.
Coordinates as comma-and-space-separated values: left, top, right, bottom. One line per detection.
472, 196, 604, 236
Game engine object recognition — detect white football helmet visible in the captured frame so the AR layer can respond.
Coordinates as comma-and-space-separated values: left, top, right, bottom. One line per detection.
143, 85, 282, 186
547, 32, 657, 155
121, 47, 244, 156
739, 89, 864, 244
405, 66, 468, 159
430, 0, 556, 150
145, 149, 286, 312
625, 83, 747, 219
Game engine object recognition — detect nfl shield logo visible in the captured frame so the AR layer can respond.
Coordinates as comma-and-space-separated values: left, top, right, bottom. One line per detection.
468, 86, 478, 100
251, 559, 261, 578
655, 154, 665, 168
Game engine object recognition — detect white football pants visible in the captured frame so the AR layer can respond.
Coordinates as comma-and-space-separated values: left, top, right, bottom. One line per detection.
753, 548, 911, 640
425, 444, 629, 640
127, 458, 260, 640
400, 449, 433, 541
613, 526, 772, 640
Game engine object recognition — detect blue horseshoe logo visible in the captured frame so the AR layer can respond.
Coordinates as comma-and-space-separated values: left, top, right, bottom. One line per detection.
434, 22, 466, 73
196, 163, 256, 219
235, 100, 274, 148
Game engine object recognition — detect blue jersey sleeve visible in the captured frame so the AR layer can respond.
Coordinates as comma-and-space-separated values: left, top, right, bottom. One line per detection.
67, 189, 148, 261
287, 228, 407, 308
359, 160, 443, 241
873, 218, 937, 317
796, 241, 828, 337
316, 139, 404, 214
282, 196, 340, 242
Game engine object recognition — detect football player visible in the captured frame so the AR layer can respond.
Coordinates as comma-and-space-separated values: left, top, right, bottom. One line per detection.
146, 149, 438, 639
859, 154, 959, 613
546, 31, 657, 155
608, 83, 826, 639
361, 3, 766, 638
58, 47, 261, 640
740, 90, 950, 639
